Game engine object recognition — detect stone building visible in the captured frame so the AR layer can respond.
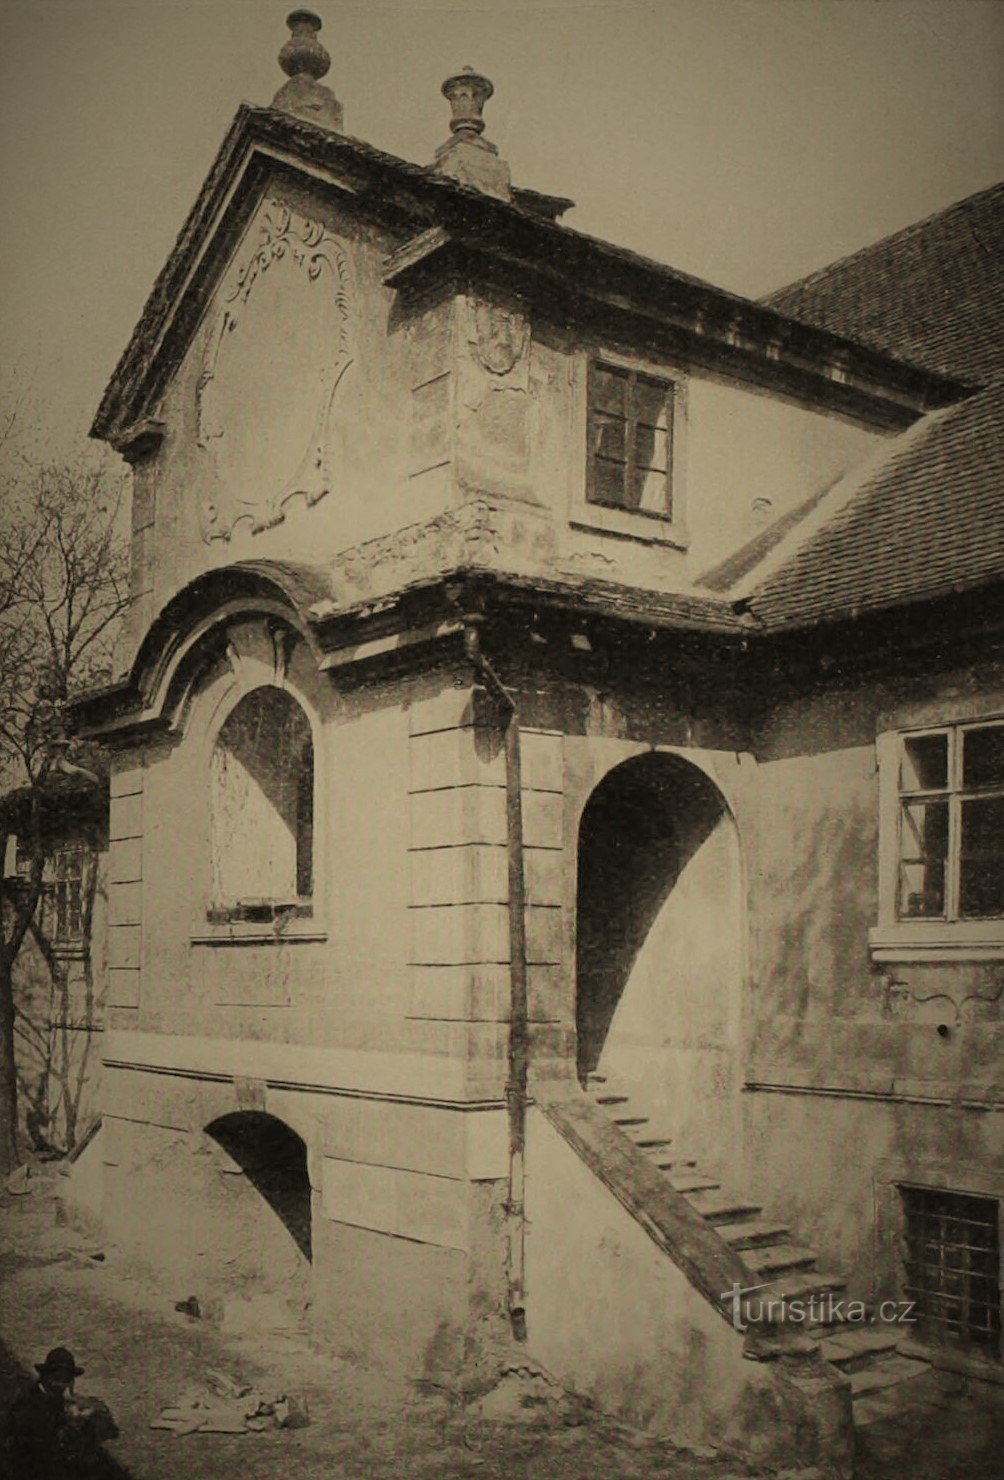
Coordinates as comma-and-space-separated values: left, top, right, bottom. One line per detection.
72, 13, 1002, 1468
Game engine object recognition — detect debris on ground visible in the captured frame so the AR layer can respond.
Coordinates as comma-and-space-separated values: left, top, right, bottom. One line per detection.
174, 1295, 201, 1319
151, 1373, 310, 1436
466, 1361, 591, 1427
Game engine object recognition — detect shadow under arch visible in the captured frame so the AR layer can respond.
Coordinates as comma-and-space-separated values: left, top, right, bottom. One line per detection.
575, 751, 731, 1085
205, 1111, 312, 1262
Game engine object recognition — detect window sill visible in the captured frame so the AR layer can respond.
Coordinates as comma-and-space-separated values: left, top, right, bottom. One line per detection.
570, 501, 689, 549
869, 921, 1004, 962
192, 913, 327, 946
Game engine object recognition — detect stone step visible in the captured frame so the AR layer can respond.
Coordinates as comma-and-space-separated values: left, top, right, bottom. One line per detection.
612, 1115, 649, 1127
757, 1270, 847, 1305
720, 1219, 792, 1250
820, 1326, 902, 1370
651, 1153, 698, 1171
594, 1094, 630, 1106
744, 1243, 820, 1278
670, 1174, 723, 1194
585, 1073, 607, 1085
685, 1190, 762, 1224
849, 1355, 931, 1399
632, 1136, 674, 1149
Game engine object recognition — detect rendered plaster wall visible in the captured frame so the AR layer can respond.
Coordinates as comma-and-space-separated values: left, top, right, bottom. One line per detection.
524, 1107, 852, 1469
515, 657, 757, 1187
118, 172, 455, 670
116, 155, 888, 681
567, 741, 749, 1186
529, 325, 884, 592
742, 656, 1004, 1298
100, 659, 521, 1374
99, 1063, 511, 1381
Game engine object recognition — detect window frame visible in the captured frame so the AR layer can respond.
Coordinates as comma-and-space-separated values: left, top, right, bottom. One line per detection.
202, 681, 320, 938
871, 715, 1004, 961
571, 352, 688, 548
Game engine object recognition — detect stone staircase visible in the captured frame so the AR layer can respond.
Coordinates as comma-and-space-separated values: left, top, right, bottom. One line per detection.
583, 1072, 933, 1429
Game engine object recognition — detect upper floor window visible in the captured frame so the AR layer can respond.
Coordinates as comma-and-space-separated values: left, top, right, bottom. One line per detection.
897, 721, 1004, 922
44, 845, 87, 944
588, 362, 675, 520
208, 687, 313, 923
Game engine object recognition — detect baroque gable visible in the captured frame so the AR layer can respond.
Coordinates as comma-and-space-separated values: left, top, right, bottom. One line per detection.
194, 200, 354, 543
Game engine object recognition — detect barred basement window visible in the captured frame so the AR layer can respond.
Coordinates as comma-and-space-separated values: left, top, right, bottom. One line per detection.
588, 362, 675, 518
209, 687, 314, 923
897, 720, 1004, 921
901, 1187, 1001, 1357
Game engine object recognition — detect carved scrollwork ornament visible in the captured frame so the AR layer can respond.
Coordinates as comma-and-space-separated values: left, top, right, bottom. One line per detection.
196, 204, 353, 543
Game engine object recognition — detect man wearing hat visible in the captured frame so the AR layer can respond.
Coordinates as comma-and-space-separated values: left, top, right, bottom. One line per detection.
3, 1345, 117, 1476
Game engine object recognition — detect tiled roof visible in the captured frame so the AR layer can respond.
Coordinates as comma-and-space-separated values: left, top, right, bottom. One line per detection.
764, 181, 1004, 386
746, 182, 1004, 629
746, 380, 1004, 630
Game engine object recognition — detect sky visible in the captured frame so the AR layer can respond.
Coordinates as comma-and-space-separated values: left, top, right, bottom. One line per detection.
1, 0, 1002, 457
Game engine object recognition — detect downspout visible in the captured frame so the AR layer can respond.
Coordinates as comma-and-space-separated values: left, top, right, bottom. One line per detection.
462, 619, 529, 1342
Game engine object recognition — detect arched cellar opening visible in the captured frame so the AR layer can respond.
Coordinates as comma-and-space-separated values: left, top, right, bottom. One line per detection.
575, 752, 744, 1173
203, 1112, 313, 1290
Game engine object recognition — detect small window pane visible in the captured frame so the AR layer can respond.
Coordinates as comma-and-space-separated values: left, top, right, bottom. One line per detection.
899, 859, 946, 918
634, 424, 670, 473
592, 457, 626, 506
901, 733, 948, 792
633, 376, 671, 429
959, 796, 1004, 917
593, 367, 627, 414
962, 725, 1004, 790
593, 414, 626, 461
629, 463, 670, 515
898, 798, 949, 917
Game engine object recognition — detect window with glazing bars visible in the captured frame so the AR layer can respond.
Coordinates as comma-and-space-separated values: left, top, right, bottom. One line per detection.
588, 362, 674, 518
901, 1187, 1001, 1357
44, 845, 86, 944
897, 720, 1004, 920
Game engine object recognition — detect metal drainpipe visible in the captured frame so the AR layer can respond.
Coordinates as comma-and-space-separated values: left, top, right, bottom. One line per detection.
462, 619, 529, 1342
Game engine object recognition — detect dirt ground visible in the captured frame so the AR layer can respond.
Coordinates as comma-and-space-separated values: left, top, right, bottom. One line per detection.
1, 1165, 1001, 1479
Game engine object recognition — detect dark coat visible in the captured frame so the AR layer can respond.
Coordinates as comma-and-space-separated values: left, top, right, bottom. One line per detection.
3, 1381, 119, 1478
3, 1380, 71, 1477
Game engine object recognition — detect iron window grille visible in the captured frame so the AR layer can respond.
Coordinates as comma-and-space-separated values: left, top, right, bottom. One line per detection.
587, 361, 675, 519
901, 1186, 1001, 1358
896, 719, 1004, 922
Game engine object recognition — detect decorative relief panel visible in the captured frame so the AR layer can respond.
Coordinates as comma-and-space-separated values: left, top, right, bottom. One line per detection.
457, 294, 533, 500
196, 204, 353, 543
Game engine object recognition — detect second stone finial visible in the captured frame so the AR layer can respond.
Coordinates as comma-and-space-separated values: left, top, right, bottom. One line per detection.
272, 10, 343, 132
434, 66, 511, 201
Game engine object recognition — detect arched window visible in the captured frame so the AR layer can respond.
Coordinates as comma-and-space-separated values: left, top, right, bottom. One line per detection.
208, 687, 314, 922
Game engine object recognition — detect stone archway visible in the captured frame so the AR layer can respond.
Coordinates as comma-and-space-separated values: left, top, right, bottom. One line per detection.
575, 752, 744, 1171
203, 1112, 313, 1286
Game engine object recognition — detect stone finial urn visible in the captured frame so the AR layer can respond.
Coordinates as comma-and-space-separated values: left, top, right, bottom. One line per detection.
273, 10, 344, 132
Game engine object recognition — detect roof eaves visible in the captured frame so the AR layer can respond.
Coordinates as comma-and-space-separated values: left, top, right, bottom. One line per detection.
92, 103, 973, 447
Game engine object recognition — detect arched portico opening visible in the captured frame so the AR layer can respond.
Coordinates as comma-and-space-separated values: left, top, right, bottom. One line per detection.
204, 1112, 313, 1279
575, 752, 744, 1171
